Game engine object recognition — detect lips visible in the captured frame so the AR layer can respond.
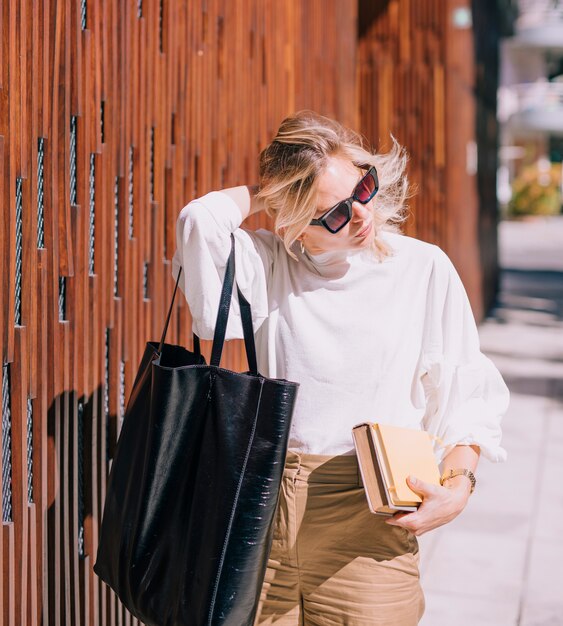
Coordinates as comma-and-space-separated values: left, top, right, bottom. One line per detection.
354, 222, 372, 238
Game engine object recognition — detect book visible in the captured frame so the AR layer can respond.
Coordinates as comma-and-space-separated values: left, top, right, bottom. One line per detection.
352, 422, 441, 516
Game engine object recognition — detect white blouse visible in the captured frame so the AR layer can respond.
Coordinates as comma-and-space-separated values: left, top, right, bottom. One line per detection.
172, 191, 509, 462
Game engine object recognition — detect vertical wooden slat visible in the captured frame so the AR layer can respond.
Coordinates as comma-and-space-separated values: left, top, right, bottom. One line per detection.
12, 327, 29, 626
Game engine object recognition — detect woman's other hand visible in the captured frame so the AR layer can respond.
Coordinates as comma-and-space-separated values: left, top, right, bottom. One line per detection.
384, 474, 472, 536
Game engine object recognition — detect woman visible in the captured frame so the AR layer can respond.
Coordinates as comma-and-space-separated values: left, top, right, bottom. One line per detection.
172, 111, 509, 625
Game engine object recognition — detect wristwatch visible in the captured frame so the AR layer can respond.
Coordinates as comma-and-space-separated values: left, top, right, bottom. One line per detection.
440, 468, 476, 494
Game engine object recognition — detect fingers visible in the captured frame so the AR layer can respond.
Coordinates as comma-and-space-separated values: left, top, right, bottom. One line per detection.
385, 514, 426, 535
385, 511, 420, 532
385, 512, 410, 526
407, 475, 440, 498
384, 478, 449, 535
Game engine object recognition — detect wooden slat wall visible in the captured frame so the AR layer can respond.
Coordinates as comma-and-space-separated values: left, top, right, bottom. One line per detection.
0, 1, 357, 624
358, 0, 448, 248
358, 0, 500, 320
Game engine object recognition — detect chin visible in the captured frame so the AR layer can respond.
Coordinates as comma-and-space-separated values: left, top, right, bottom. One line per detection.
355, 235, 374, 248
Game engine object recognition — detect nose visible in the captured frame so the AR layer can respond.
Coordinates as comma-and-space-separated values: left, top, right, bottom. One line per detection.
350, 200, 370, 223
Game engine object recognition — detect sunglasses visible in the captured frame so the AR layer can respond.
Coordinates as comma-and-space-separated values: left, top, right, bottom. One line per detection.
309, 166, 379, 234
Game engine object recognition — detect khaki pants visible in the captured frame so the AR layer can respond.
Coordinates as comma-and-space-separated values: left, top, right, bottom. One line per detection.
255, 451, 425, 626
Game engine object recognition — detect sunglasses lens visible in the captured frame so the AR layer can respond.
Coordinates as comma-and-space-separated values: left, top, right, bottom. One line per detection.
355, 171, 377, 202
324, 202, 350, 232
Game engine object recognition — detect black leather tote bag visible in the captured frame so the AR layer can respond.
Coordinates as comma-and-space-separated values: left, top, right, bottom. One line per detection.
94, 235, 299, 626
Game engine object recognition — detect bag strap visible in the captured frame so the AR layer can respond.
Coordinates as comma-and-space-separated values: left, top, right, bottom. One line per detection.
236, 284, 258, 375
158, 267, 201, 357
210, 234, 258, 375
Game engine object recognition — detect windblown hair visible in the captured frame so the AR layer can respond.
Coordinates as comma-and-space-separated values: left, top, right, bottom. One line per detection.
257, 110, 410, 260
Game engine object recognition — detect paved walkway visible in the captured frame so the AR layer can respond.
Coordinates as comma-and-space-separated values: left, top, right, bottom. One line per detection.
419, 216, 563, 626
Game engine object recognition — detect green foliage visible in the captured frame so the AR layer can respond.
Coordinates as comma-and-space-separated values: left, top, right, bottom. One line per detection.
508, 162, 562, 217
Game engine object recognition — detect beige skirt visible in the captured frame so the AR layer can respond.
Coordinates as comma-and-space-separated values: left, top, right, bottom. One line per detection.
254, 451, 425, 626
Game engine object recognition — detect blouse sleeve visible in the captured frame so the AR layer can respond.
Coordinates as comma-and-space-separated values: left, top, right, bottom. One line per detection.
417, 247, 509, 463
171, 191, 274, 340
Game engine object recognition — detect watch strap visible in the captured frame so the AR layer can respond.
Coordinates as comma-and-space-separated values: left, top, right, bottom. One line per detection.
440, 468, 476, 494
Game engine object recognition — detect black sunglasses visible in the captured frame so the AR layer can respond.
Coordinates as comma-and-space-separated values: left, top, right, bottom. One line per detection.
309, 166, 379, 233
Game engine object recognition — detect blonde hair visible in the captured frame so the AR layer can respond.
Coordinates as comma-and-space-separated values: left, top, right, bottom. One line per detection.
257, 110, 410, 261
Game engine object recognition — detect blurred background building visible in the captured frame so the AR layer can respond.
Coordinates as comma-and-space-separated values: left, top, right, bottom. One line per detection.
498, 0, 563, 219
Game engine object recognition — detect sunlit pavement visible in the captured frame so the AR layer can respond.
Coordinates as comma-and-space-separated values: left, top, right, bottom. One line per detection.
419, 216, 563, 626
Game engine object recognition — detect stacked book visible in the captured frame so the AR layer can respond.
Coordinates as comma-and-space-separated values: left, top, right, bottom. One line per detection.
352, 423, 441, 516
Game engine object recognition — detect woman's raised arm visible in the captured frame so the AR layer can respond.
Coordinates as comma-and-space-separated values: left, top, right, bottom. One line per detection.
220, 185, 265, 221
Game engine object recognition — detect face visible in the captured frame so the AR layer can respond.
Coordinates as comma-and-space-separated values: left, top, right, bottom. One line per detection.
301, 155, 375, 255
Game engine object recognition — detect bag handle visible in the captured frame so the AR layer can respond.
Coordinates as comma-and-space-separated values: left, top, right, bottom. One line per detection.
158, 268, 201, 356
210, 234, 258, 375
